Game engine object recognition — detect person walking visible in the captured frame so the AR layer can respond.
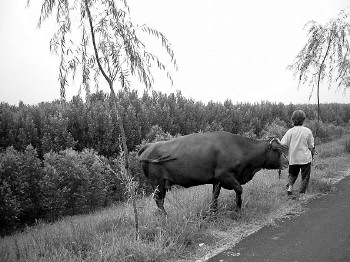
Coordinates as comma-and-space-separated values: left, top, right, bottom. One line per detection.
281, 110, 315, 198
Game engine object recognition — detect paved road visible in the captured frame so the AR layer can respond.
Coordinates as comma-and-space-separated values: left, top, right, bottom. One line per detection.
208, 176, 350, 262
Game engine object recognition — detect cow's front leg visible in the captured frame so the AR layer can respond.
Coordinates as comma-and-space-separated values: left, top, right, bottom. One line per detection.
235, 190, 242, 209
216, 168, 243, 210
153, 181, 167, 215
155, 198, 166, 215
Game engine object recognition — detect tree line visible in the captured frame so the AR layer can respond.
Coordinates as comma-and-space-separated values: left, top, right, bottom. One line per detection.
1, 89, 349, 235
1, 89, 349, 158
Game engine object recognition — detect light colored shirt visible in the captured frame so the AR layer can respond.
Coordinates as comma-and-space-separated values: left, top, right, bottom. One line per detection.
281, 126, 314, 165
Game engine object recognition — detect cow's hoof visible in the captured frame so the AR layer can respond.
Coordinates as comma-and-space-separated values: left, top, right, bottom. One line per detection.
154, 208, 167, 217
229, 209, 242, 220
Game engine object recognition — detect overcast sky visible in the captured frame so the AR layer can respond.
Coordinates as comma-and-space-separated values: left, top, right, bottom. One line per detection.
0, 0, 349, 105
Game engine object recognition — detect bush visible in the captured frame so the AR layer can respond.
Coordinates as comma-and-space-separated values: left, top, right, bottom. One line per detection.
41, 149, 113, 220
305, 120, 345, 144
0, 147, 23, 230
260, 118, 288, 140
0, 144, 154, 235
0, 146, 43, 233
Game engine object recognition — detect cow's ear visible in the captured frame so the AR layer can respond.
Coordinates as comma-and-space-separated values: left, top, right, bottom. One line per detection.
271, 140, 279, 150
270, 139, 288, 153
270, 138, 280, 150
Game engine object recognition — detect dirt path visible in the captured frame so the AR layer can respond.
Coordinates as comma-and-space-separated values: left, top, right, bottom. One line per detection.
208, 175, 350, 262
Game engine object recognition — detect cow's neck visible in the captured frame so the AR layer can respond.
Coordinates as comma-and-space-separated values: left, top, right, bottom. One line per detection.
249, 140, 271, 169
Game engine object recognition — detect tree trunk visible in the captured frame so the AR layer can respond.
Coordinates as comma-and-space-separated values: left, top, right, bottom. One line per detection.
109, 84, 139, 240
84, 0, 139, 240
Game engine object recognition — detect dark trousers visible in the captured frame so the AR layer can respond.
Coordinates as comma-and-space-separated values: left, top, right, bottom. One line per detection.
288, 163, 311, 193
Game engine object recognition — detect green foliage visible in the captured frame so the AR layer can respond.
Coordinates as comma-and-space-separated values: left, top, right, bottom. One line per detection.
41, 113, 77, 154
288, 10, 350, 128
260, 118, 288, 140
305, 119, 345, 143
42, 148, 115, 219
31, 0, 177, 100
0, 146, 43, 233
289, 10, 350, 95
144, 125, 174, 142
1, 92, 349, 157
202, 121, 224, 132
0, 147, 127, 233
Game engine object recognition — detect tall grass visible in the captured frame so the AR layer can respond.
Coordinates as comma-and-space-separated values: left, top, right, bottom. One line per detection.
1, 138, 350, 262
0, 188, 212, 262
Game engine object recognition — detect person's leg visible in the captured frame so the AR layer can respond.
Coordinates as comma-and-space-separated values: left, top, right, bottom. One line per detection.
287, 165, 300, 195
299, 163, 311, 194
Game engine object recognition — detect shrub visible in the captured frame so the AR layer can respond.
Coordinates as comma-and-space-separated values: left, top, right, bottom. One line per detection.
260, 118, 288, 140
0, 147, 23, 230
306, 120, 345, 143
41, 149, 113, 220
0, 146, 43, 233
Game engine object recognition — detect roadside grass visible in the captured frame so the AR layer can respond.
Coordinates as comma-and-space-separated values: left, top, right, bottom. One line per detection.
1, 138, 350, 262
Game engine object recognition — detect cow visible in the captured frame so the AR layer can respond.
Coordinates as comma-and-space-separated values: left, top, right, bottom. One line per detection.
138, 131, 289, 214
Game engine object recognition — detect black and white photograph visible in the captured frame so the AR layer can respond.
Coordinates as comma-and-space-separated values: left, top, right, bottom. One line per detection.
1, 1, 349, 261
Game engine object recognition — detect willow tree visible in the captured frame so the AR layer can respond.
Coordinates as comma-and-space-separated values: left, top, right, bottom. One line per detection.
288, 10, 350, 123
27, 0, 177, 238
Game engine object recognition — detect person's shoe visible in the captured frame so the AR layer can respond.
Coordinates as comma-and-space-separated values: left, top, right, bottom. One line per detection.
287, 190, 296, 199
299, 193, 307, 201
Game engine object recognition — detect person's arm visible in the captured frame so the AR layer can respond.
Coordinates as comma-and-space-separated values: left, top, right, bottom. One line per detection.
307, 130, 315, 157
281, 130, 290, 146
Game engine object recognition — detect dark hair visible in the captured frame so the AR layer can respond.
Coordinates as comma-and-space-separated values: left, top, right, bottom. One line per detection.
291, 110, 306, 126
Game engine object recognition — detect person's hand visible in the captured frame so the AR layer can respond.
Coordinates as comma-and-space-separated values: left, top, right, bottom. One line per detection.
311, 147, 317, 158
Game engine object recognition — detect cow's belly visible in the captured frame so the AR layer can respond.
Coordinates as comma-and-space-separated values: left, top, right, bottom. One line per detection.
162, 158, 216, 187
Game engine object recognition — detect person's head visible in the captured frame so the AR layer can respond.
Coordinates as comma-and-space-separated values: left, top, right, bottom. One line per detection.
291, 110, 306, 126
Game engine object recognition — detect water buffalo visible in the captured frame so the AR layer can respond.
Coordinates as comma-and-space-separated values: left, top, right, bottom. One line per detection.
138, 131, 288, 214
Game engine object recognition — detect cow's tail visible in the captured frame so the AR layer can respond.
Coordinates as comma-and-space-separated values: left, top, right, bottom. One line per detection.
138, 143, 177, 164
139, 155, 177, 163
138, 144, 150, 178
140, 161, 149, 178
139, 156, 176, 179
138, 143, 150, 157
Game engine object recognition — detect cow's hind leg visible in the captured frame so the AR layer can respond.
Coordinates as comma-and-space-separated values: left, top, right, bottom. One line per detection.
216, 169, 243, 210
211, 182, 221, 212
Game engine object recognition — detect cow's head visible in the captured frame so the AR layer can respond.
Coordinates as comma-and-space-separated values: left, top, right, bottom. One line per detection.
265, 138, 289, 170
